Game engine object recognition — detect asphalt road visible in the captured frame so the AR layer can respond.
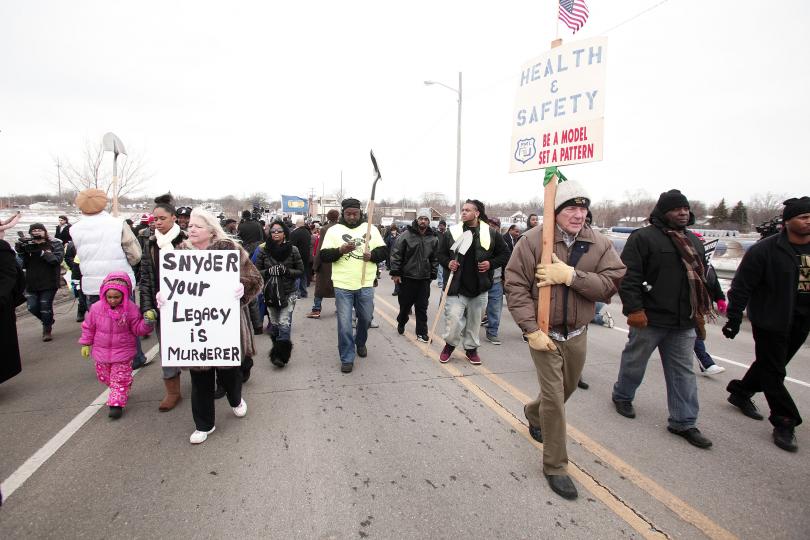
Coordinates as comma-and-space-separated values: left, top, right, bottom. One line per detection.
1, 273, 808, 539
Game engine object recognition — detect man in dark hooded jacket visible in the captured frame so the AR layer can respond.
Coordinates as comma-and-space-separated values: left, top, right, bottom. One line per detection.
611, 189, 714, 450
389, 210, 438, 342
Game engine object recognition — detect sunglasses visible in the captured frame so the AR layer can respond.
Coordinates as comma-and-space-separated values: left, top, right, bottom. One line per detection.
270, 229, 284, 234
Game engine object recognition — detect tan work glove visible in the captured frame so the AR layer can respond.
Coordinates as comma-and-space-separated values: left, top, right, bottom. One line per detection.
535, 254, 575, 287
525, 329, 557, 351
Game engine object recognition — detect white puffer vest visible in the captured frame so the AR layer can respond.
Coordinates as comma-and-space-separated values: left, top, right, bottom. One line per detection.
70, 212, 135, 295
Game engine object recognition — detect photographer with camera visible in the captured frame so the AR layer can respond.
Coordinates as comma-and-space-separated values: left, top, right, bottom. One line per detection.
15, 223, 64, 341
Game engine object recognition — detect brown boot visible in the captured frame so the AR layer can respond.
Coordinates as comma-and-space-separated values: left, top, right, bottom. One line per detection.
158, 375, 182, 412
42, 327, 53, 342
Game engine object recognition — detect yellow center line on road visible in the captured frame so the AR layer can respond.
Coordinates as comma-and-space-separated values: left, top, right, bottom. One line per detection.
374, 295, 737, 540
372, 301, 666, 540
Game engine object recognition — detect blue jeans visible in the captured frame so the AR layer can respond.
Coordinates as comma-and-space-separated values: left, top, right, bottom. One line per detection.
335, 287, 374, 364
26, 289, 57, 329
268, 295, 297, 341
693, 338, 715, 370
591, 301, 606, 325
485, 281, 503, 337
312, 296, 322, 311
612, 325, 700, 430
297, 277, 308, 298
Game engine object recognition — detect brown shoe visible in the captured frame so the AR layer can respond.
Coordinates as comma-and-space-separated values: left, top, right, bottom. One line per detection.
306, 310, 321, 319
42, 328, 53, 342
159, 375, 182, 412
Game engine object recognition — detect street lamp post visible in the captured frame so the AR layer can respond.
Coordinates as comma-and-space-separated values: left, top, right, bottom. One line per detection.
424, 72, 462, 222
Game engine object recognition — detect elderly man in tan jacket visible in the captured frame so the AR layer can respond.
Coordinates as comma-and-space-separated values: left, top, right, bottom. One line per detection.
505, 179, 625, 500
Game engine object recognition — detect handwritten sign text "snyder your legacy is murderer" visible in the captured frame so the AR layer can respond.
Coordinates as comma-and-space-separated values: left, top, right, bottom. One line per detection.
510, 37, 607, 173
159, 251, 241, 367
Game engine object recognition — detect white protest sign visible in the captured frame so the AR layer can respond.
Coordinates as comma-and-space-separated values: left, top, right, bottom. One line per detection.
510, 37, 607, 173
159, 250, 241, 367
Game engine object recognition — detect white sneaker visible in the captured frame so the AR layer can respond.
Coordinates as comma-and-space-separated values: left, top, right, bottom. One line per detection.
189, 426, 216, 444
370, 320, 379, 329
602, 311, 615, 328
233, 399, 247, 417
702, 365, 726, 376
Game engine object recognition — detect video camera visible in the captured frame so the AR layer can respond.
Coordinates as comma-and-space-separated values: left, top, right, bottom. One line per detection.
15, 236, 45, 254
755, 215, 782, 240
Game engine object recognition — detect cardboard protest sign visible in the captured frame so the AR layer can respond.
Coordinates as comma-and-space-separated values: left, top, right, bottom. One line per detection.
510, 36, 607, 173
159, 250, 241, 367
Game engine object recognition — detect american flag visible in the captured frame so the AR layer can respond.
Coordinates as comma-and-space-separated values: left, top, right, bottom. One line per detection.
559, 0, 589, 33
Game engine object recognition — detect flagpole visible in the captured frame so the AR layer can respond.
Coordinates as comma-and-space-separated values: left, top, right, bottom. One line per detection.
555, 0, 560, 39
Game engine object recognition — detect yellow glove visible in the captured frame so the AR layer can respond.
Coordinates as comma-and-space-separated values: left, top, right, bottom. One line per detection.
535, 253, 575, 287
81, 345, 91, 358
525, 330, 557, 351
143, 309, 157, 323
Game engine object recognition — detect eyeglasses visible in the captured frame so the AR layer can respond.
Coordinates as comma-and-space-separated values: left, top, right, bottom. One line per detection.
270, 229, 284, 234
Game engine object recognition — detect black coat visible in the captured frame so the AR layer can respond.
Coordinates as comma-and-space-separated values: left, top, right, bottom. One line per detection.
502, 232, 517, 254
55, 223, 72, 243
726, 230, 804, 332
238, 220, 264, 255
389, 221, 438, 281
139, 232, 189, 313
437, 224, 510, 297
618, 211, 705, 329
289, 227, 312, 269
16, 238, 64, 291
254, 242, 304, 298
0, 240, 22, 384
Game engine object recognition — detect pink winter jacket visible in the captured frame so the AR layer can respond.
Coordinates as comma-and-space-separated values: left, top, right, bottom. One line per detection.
78, 272, 153, 363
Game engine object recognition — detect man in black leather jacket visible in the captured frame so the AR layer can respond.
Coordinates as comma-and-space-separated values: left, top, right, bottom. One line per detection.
389, 212, 438, 342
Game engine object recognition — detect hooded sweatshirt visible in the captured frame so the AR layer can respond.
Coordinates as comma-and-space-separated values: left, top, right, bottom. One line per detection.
79, 272, 153, 363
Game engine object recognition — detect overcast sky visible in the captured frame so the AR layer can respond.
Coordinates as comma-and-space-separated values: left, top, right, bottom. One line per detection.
1, 0, 808, 208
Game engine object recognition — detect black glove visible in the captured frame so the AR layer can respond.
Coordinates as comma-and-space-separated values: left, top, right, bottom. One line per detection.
722, 318, 741, 339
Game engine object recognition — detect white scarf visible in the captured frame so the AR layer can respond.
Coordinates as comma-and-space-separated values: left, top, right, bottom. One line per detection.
155, 223, 181, 251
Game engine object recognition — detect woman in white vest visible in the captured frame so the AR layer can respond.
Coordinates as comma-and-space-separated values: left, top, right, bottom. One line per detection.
70, 189, 141, 301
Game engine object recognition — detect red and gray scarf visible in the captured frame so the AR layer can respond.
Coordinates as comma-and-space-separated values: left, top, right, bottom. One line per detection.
663, 228, 715, 327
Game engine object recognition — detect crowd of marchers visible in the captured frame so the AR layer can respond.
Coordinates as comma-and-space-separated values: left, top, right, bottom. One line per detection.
0, 185, 808, 503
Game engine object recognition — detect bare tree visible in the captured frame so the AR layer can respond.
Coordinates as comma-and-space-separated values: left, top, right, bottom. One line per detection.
53, 140, 152, 200
748, 191, 787, 226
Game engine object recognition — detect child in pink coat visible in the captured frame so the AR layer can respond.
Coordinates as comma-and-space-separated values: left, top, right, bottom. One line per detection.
79, 272, 155, 419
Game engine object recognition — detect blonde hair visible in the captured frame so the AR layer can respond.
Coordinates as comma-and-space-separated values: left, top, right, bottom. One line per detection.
189, 209, 240, 245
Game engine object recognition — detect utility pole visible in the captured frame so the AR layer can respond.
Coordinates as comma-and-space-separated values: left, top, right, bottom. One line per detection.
56, 159, 62, 199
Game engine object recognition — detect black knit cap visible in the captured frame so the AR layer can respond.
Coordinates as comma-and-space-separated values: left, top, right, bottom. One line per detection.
341, 198, 361, 210
782, 196, 810, 222
655, 189, 690, 214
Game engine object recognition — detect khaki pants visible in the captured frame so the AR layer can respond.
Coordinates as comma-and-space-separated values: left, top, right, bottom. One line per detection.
524, 330, 587, 475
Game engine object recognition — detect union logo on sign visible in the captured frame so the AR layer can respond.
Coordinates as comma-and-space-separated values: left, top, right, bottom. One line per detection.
514, 138, 536, 164
288, 200, 305, 208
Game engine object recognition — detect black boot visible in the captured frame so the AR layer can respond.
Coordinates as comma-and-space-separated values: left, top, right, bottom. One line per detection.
275, 340, 293, 367
269, 343, 284, 367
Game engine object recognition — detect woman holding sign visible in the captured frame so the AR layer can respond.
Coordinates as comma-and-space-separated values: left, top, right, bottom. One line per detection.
140, 194, 190, 412
185, 209, 262, 444
254, 219, 304, 367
